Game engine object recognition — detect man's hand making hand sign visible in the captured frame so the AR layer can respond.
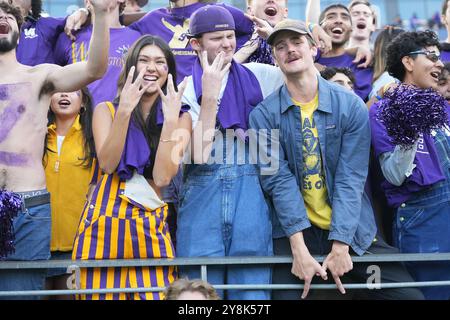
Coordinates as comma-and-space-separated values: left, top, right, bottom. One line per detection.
201, 51, 232, 100
322, 241, 353, 295
289, 233, 328, 299
290, 233, 353, 298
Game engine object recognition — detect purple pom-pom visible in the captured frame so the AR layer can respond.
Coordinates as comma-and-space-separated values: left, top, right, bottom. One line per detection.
0, 190, 23, 259
377, 84, 449, 147
248, 37, 275, 65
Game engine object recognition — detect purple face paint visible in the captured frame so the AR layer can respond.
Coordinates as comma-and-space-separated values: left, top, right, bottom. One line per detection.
0, 102, 26, 143
0, 151, 29, 166
0, 83, 31, 168
0, 86, 9, 101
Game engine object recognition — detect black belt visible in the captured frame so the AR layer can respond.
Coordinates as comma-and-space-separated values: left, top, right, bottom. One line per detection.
22, 192, 50, 210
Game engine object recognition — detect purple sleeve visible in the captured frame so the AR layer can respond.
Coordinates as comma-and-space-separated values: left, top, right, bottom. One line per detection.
314, 48, 322, 62
39, 16, 66, 46
369, 101, 396, 158
129, 12, 150, 35
221, 3, 253, 49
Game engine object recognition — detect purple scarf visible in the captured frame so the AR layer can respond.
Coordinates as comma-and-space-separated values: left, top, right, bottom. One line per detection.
192, 59, 263, 131
117, 100, 189, 180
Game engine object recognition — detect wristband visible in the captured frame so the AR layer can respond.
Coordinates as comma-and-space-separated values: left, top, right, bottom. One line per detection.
160, 138, 178, 143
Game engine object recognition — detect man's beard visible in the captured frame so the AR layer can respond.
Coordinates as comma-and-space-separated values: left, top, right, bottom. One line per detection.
0, 31, 19, 53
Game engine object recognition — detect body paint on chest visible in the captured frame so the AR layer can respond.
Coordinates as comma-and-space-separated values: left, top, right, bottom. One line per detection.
0, 83, 32, 167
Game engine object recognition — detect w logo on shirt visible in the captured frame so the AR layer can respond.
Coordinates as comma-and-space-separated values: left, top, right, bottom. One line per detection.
24, 28, 37, 39
116, 45, 130, 57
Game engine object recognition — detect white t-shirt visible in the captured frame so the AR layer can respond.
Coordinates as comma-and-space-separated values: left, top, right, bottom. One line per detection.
182, 62, 285, 127
57, 135, 65, 156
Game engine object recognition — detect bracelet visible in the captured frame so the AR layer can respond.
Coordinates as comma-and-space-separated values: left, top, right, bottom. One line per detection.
375, 94, 382, 100
159, 138, 178, 143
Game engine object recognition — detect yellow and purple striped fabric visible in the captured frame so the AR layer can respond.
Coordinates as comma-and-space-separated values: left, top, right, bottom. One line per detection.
72, 154, 176, 299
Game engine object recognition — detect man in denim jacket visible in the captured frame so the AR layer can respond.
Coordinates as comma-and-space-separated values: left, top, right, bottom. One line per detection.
249, 19, 423, 300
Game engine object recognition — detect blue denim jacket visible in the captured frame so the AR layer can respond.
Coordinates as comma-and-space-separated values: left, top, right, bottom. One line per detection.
249, 76, 377, 255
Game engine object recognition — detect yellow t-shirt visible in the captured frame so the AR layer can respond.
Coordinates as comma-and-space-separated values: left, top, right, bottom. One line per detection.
293, 95, 332, 230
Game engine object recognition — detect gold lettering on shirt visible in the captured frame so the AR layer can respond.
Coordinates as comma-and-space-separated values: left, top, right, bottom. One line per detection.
161, 18, 190, 49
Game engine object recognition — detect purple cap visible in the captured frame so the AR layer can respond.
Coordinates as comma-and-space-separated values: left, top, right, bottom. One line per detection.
188, 5, 236, 38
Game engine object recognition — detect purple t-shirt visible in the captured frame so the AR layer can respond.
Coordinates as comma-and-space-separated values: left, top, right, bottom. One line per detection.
316, 51, 373, 101
369, 101, 447, 207
54, 25, 141, 107
129, 2, 253, 82
17, 16, 65, 66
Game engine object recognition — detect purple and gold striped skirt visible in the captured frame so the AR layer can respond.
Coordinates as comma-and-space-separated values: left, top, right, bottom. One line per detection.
72, 173, 176, 300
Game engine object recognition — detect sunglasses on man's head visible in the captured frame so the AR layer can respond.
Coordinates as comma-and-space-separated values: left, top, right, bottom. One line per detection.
407, 50, 441, 63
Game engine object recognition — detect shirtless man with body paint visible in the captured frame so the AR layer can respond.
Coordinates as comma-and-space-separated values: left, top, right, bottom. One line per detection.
0, 0, 109, 299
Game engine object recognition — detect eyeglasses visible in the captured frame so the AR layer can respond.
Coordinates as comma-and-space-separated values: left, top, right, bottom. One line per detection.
407, 50, 441, 63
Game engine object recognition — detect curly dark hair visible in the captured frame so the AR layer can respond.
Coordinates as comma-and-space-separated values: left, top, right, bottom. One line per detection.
320, 66, 355, 84
0, 1, 24, 30
386, 30, 441, 82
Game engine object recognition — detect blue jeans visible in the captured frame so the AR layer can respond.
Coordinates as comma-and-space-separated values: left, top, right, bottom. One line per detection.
0, 202, 51, 300
393, 130, 450, 300
46, 251, 72, 278
177, 136, 273, 300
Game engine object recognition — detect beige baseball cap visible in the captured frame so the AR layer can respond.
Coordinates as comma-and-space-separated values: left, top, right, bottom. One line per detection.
267, 19, 315, 46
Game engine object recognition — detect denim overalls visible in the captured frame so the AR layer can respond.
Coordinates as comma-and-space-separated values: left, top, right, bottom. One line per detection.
393, 128, 450, 300
176, 129, 273, 300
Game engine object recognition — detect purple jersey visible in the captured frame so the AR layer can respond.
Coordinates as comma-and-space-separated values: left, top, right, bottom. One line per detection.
129, 2, 253, 82
17, 16, 65, 66
316, 52, 374, 101
54, 25, 141, 107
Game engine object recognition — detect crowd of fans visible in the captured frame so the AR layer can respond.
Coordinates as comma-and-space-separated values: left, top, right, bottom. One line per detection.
0, 0, 450, 300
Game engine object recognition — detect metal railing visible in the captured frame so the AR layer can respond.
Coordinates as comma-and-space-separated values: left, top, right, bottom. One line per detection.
1, 253, 450, 297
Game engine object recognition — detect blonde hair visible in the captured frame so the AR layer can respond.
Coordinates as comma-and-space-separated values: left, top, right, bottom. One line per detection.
164, 278, 220, 300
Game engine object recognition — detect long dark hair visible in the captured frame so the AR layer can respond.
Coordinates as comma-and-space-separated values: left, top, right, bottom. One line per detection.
373, 27, 405, 82
115, 35, 177, 173
44, 87, 95, 168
